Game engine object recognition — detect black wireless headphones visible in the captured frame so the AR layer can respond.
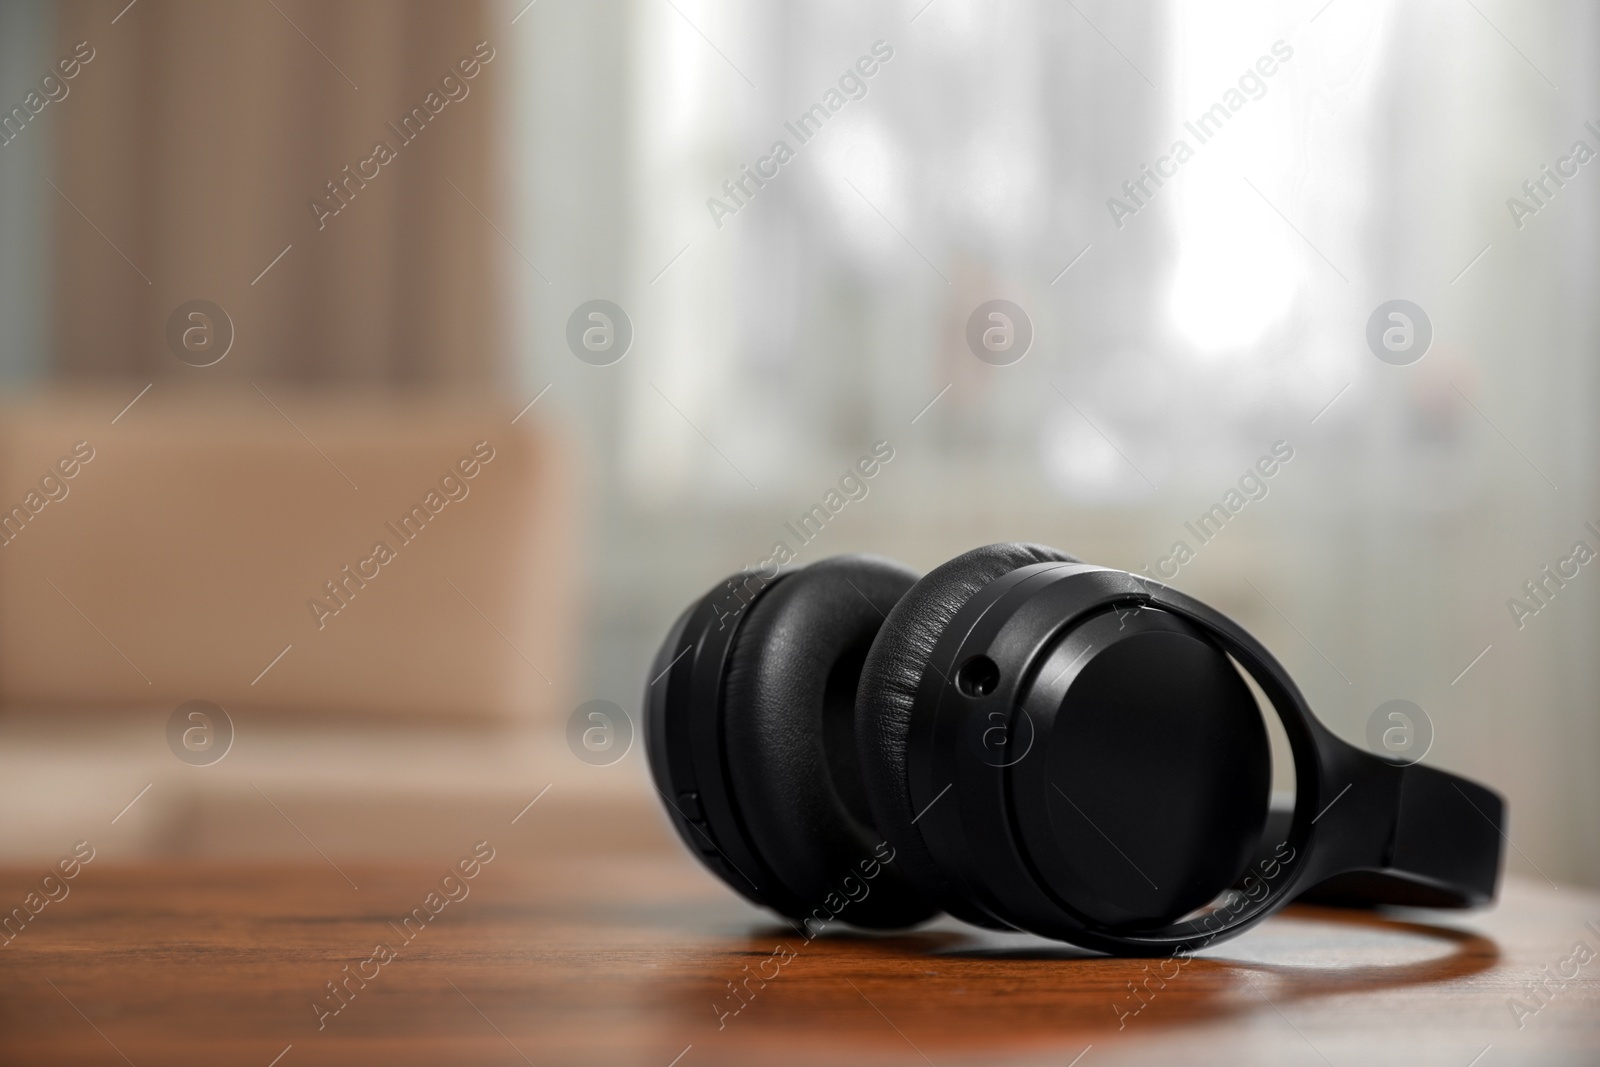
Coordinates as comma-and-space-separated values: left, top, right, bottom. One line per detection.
645, 543, 1505, 956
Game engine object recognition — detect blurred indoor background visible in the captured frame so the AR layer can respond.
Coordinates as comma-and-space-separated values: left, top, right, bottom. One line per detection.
0, 0, 1594, 891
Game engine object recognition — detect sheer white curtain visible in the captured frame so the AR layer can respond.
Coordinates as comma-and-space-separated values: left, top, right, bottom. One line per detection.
508, 0, 1600, 886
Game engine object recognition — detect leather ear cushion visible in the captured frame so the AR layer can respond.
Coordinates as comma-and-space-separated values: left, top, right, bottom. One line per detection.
855, 542, 1079, 925
723, 554, 938, 929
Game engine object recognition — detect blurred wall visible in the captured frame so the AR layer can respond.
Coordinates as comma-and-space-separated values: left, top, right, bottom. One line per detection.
0, 0, 50, 383
0, 0, 1593, 891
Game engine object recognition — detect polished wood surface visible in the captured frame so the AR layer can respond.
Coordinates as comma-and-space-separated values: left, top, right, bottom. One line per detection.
2, 837, 1598, 1066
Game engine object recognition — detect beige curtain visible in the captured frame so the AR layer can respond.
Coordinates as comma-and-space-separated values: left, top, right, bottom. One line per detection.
52, 0, 501, 384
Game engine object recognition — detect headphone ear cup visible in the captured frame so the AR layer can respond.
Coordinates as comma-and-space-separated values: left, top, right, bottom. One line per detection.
722, 555, 937, 929
855, 542, 1079, 929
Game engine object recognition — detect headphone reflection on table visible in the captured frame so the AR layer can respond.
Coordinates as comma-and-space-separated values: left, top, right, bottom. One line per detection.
644, 543, 1505, 956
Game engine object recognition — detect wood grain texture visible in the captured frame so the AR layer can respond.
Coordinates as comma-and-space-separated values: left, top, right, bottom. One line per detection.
1, 845, 1597, 1067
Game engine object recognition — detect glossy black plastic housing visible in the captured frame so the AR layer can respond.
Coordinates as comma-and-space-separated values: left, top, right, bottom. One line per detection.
906, 562, 1505, 956
1005, 607, 1273, 929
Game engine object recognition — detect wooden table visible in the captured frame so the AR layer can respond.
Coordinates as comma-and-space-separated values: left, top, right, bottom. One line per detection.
2, 843, 1597, 1066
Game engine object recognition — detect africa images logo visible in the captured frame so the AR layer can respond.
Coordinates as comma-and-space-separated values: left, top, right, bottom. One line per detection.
1105, 41, 1293, 229
705, 40, 895, 229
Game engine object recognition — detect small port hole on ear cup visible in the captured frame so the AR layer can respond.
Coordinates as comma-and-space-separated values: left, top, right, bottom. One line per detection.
956, 655, 1000, 697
